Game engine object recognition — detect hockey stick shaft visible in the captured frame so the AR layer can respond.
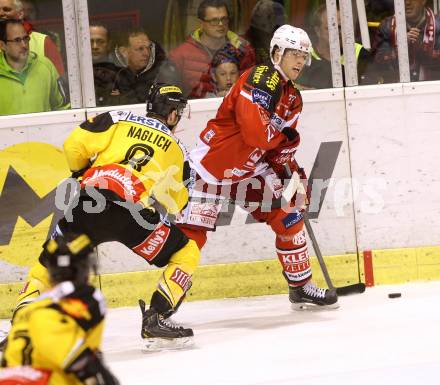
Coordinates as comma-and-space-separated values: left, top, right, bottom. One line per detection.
283, 165, 365, 295
303, 213, 365, 295
302, 212, 335, 290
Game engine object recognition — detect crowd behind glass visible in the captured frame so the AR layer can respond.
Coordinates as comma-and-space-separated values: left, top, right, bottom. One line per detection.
0, 0, 439, 116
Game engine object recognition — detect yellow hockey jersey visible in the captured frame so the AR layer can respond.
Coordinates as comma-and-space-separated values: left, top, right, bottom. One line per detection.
64, 110, 190, 214
1, 282, 106, 385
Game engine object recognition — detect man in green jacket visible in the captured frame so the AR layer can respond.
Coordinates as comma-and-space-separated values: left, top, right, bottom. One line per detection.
0, 19, 68, 115
0, 0, 65, 75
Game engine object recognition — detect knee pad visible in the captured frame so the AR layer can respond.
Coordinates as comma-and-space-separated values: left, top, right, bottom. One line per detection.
265, 208, 305, 243
152, 240, 201, 313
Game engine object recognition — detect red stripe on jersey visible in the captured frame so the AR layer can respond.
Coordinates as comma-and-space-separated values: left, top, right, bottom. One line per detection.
81, 164, 146, 202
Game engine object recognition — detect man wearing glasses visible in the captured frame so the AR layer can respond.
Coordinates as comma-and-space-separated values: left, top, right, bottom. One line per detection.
0, 0, 65, 76
169, 0, 255, 99
0, 19, 67, 115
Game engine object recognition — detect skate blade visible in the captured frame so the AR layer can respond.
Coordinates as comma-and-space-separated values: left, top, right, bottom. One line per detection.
141, 336, 194, 352
291, 301, 340, 311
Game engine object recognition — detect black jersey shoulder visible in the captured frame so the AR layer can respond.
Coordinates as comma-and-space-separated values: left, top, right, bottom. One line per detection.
246, 65, 282, 113
79, 110, 129, 133
50, 285, 105, 331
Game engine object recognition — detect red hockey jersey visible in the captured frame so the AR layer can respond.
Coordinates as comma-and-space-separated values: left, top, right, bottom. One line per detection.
190, 64, 303, 184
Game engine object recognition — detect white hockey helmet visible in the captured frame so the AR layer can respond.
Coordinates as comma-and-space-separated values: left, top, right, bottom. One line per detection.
270, 24, 312, 66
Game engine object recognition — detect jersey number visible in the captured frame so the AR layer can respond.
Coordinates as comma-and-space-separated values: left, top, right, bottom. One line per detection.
121, 144, 155, 172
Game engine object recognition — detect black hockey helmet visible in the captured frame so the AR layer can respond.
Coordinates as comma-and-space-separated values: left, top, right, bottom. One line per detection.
146, 82, 187, 119
41, 233, 95, 285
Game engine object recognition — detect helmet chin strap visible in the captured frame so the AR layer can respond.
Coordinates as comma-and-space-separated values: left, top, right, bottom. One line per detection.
272, 51, 289, 82
274, 63, 289, 82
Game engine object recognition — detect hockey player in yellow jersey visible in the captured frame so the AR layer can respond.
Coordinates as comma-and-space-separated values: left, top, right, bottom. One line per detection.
0, 232, 119, 385
7, 83, 200, 351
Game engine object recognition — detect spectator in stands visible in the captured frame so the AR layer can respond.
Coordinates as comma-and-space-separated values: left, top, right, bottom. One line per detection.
0, 0, 65, 76
169, 0, 255, 99
366, 0, 395, 20
0, 19, 68, 115
89, 23, 123, 106
100, 28, 179, 106
372, 0, 440, 82
296, 3, 374, 89
206, 43, 239, 97
163, 0, 243, 51
243, 0, 286, 65
20, 0, 36, 21
90, 23, 111, 63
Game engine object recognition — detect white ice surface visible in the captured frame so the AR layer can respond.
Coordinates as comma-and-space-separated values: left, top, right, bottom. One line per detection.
102, 282, 440, 385
1, 282, 439, 384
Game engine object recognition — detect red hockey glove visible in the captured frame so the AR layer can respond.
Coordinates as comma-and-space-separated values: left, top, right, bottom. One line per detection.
265, 141, 299, 179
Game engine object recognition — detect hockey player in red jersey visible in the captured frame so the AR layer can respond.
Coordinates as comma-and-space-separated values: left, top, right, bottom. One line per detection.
177, 24, 339, 309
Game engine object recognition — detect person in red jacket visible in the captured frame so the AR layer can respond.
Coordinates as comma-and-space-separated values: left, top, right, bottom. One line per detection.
176, 24, 339, 310
372, 0, 440, 82
168, 0, 255, 99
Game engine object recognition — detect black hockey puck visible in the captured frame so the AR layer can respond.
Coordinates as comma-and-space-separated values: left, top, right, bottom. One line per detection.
388, 293, 401, 298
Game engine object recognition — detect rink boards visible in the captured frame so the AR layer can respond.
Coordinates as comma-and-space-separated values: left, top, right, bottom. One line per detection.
1, 82, 440, 316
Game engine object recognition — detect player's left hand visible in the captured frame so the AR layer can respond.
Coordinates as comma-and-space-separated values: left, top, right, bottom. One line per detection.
265, 142, 298, 178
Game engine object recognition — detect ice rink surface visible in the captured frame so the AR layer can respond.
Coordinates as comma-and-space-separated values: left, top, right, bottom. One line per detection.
1, 282, 439, 384
102, 282, 440, 385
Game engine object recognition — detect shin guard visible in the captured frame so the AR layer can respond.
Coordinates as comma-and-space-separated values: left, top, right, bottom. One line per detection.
151, 240, 200, 315
276, 229, 312, 287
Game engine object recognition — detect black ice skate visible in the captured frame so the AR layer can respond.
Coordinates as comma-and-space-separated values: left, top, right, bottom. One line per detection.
289, 281, 339, 310
139, 299, 194, 351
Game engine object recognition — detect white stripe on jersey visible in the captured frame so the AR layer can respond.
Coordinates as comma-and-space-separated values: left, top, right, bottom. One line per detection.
239, 90, 252, 101
276, 244, 308, 255
283, 112, 301, 129
189, 138, 222, 185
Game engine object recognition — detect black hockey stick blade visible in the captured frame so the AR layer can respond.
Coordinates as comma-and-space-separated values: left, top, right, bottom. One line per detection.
336, 283, 366, 296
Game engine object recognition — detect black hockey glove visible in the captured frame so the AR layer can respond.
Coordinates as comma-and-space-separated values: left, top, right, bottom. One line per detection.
66, 349, 120, 385
71, 165, 90, 179
71, 160, 94, 179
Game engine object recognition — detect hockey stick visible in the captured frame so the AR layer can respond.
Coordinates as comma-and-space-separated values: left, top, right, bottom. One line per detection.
284, 165, 365, 296
302, 212, 365, 296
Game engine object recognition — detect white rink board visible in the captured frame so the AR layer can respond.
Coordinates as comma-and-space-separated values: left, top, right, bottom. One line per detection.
91, 89, 357, 272
199, 89, 357, 267
1, 82, 439, 277
0, 109, 85, 150
345, 81, 440, 250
